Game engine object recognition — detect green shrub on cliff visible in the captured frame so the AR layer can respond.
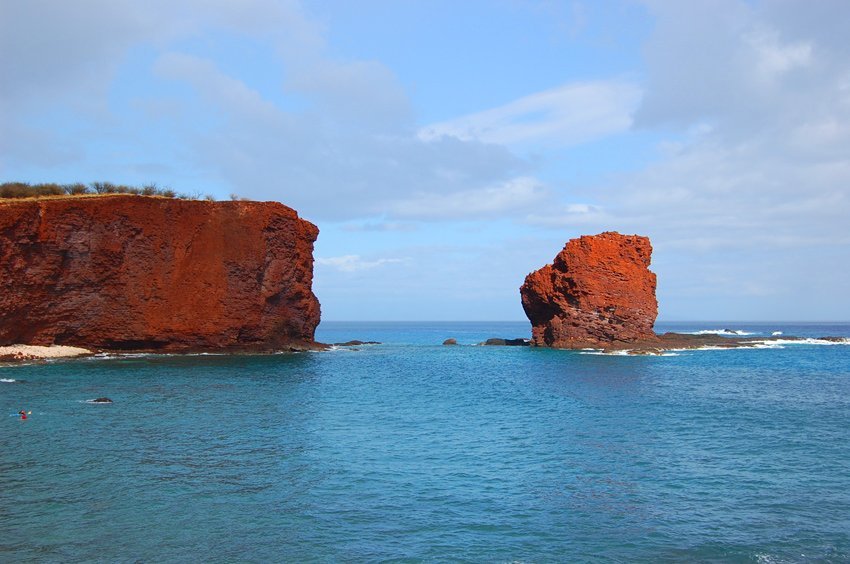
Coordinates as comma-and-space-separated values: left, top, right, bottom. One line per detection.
0, 182, 214, 201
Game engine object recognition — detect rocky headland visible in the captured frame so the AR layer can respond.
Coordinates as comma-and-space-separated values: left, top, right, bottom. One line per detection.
0, 195, 321, 353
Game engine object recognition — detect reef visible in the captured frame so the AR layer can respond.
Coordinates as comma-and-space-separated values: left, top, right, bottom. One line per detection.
520, 231, 658, 349
0, 195, 321, 352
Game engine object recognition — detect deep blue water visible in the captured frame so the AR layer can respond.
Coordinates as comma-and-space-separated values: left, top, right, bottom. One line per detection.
2, 321, 850, 562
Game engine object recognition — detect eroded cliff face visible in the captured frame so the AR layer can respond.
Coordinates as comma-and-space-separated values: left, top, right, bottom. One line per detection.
520, 231, 658, 348
0, 195, 320, 351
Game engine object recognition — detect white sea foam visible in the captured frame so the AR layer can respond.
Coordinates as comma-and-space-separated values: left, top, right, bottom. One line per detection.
579, 350, 680, 357
325, 345, 355, 353
685, 329, 757, 336
669, 337, 849, 351
1, 378, 16, 383
753, 337, 850, 346
667, 345, 748, 352
772, 331, 783, 336
90, 351, 205, 360
90, 352, 154, 360
580, 350, 631, 356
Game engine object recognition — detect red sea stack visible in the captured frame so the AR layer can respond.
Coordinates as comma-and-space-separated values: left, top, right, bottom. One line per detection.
520, 231, 658, 348
0, 195, 320, 351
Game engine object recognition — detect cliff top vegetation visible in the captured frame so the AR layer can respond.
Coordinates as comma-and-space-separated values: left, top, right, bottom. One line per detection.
0, 182, 214, 201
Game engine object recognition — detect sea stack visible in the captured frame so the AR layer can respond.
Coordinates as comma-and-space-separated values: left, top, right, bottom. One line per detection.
520, 231, 658, 349
0, 195, 321, 351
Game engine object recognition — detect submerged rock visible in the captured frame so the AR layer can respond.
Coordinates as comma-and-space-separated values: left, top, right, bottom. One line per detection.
520, 232, 658, 349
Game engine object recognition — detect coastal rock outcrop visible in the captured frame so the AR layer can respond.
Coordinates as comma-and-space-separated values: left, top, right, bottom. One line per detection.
520, 231, 658, 349
479, 338, 530, 346
0, 195, 320, 351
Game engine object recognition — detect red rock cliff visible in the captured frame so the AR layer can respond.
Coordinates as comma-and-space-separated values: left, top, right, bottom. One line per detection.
0, 195, 320, 351
520, 231, 658, 348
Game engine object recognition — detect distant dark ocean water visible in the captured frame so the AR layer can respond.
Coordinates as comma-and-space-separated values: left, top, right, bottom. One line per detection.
2, 321, 849, 562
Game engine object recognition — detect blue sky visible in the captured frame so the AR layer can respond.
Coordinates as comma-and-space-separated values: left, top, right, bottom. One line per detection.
2, 0, 849, 321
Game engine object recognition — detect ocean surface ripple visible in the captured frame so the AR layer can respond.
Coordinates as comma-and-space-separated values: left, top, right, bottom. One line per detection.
2, 321, 849, 561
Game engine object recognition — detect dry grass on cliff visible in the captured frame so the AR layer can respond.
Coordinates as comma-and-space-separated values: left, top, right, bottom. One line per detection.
0, 182, 214, 201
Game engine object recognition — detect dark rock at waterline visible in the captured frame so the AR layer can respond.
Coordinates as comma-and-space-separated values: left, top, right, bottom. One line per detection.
443, 338, 458, 345
91, 397, 113, 403
479, 338, 530, 346
333, 340, 381, 346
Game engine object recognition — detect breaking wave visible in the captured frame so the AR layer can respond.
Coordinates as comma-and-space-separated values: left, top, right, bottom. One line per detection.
579, 350, 681, 357
669, 337, 850, 352
753, 337, 850, 347
685, 329, 757, 336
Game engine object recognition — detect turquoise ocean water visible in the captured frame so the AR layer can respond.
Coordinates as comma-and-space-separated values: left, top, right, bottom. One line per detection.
2, 321, 850, 562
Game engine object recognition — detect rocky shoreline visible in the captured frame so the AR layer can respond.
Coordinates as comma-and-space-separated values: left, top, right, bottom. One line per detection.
0, 341, 329, 364
466, 332, 849, 354
3, 334, 848, 365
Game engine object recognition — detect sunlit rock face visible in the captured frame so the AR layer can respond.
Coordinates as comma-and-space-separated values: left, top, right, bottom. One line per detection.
520, 231, 658, 349
0, 195, 321, 351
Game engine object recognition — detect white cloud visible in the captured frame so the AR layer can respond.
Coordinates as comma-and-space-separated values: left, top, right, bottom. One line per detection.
621, 0, 850, 241
419, 80, 640, 147
523, 203, 609, 228
389, 176, 549, 220
148, 51, 537, 220
316, 255, 406, 273
153, 53, 282, 123
0, 0, 552, 220
563, 0, 850, 319
745, 26, 812, 80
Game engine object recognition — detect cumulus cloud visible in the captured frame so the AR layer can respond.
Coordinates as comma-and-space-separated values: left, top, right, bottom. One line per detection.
1, 0, 650, 224
149, 49, 540, 220
0, 0, 322, 172
4, 0, 849, 318
566, 0, 850, 318
621, 0, 850, 241
636, 0, 850, 135
0, 0, 567, 222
